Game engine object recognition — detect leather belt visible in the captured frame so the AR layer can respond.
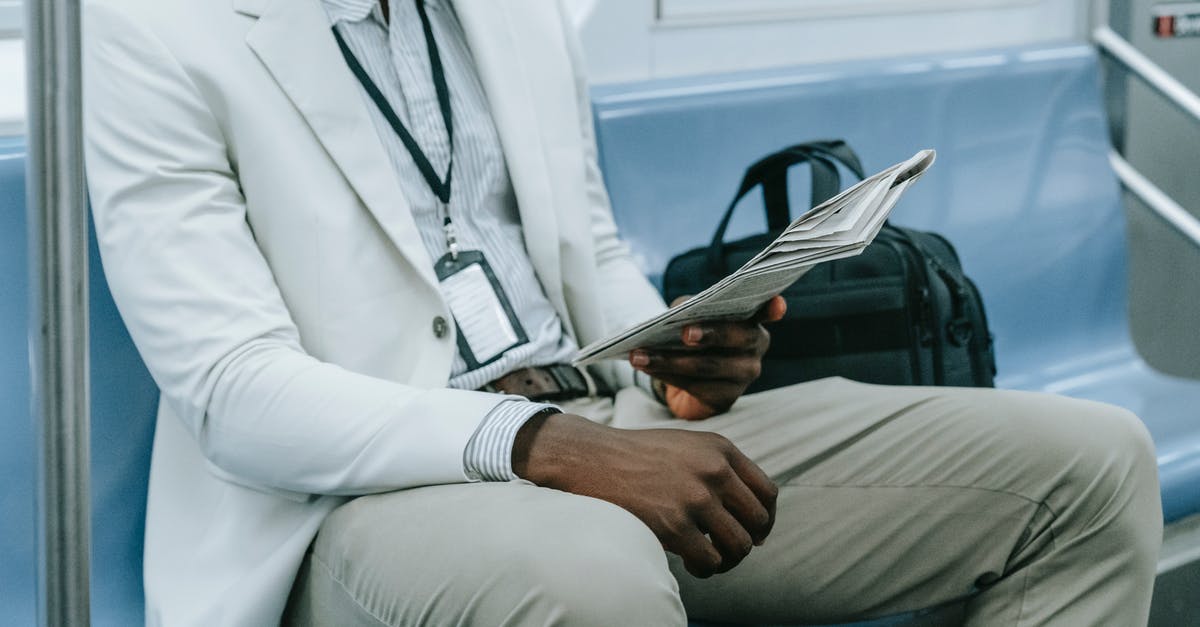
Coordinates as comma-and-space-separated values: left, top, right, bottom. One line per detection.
481, 364, 611, 402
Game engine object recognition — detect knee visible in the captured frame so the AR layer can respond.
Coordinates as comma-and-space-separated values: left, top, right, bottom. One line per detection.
1030, 400, 1162, 551
953, 392, 1160, 531
976, 393, 1157, 492
1089, 404, 1157, 474
1061, 402, 1158, 499
494, 496, 687, 627
308, 486, 686, 627
976, 397, 1163, 571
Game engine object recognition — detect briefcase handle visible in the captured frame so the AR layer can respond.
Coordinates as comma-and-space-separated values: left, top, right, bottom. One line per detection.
706, 140, 866, 274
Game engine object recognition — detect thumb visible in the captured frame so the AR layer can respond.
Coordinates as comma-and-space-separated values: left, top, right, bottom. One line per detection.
754, 296, 788, 324
666, 384, 719, 421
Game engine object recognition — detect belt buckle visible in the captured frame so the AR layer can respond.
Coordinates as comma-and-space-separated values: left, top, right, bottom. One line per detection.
574, 365, 598, 398
544, 365, 573, 392
554, 364, 599, 399
480, 365, 601, 401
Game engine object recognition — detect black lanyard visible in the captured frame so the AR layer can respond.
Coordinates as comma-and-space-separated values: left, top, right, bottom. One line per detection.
332, 0, 460, 254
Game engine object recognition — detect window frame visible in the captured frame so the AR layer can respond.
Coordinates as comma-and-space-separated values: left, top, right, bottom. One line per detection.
0, 0, 21, 37
657, 0, 1042, 26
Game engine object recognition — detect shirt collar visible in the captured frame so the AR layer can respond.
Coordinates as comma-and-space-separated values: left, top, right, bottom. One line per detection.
322, 0, 380, 25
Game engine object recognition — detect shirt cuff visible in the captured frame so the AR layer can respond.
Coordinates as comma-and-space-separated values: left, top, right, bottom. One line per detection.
463, 400, 561, 482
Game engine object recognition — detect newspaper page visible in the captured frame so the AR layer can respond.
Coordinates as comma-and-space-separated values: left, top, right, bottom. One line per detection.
573, 149, 935, 366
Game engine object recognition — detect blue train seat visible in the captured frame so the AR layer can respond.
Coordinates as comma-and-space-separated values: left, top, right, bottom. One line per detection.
0, 137, 158, 626
0, 137, 35, 625
591, 43, 1200, 623
0, 41, 1197, 626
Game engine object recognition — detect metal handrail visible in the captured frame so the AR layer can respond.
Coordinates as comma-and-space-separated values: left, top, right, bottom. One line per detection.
1111, 151, 1200, 250
1094, 25, 1200, 125
1093, 24, 1200, 252
25, 0, 91, 624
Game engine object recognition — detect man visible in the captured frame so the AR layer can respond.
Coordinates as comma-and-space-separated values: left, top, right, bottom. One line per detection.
82, 0, 1162, 625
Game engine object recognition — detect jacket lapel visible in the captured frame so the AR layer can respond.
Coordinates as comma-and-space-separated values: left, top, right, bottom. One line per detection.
235, 0, 440, 291
454, 0, 575, 333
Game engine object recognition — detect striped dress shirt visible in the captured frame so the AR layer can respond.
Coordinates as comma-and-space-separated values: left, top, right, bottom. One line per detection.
322, 0, 573, 481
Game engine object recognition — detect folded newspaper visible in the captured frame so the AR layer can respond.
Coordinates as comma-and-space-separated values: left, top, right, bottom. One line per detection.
573, 149, 937, 366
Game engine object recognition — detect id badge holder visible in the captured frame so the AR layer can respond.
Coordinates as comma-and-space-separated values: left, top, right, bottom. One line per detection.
435, 250, 530, 370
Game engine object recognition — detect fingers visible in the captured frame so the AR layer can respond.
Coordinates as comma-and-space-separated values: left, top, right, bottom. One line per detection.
648, 369, 739, 415
754, 295, 788, 324
716, 471, 773, 545
670, 294, 785, 325
636, 432, 776, 578
681, 438, 776, 575
667, 492, 757, 577
663, 384, 722, 421
671, 295, 782, 350
727, 451, 779, 541
669, 525, 724, 579
679, 321, 770, 352
633, 351, 763, 383
698, 507, 755, 574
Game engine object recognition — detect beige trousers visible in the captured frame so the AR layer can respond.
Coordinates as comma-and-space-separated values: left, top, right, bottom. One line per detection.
283, 378, 1162, 626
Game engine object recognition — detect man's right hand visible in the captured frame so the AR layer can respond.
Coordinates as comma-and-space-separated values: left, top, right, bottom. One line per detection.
512, 412, 778, 578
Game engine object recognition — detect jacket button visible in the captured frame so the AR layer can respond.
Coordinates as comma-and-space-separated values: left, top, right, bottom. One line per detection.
432, 316, 449, 339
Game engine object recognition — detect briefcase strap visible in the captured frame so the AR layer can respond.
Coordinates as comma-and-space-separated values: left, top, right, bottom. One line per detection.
706, 140, 867, 275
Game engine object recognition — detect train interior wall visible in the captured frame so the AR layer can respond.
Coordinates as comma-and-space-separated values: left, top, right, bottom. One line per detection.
1112, 0, 1200, 380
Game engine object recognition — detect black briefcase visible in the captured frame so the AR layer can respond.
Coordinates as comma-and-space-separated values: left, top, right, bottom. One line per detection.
662, 141, 996, 392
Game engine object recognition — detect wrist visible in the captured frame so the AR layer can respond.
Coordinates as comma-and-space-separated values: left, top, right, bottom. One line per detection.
511, 412, 609, 489
511, 410, 561, 484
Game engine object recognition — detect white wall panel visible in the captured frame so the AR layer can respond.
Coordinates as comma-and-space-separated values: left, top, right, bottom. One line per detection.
660, 0, 1038, 23
0, 0, 1093, 134
0, 39, 23, 136
0, 0, 19, 36
572, 0, 1091, 84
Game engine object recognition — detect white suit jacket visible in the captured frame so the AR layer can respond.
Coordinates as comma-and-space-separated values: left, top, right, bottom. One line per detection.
82, 0, 667, 624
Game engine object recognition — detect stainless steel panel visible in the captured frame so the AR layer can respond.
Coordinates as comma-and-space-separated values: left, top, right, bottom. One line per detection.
1115, 0, 1200, 378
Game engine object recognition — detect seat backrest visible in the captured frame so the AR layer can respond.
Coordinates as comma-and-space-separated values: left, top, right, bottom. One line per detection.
591, 44, 1130, 385
0, 138, 157, 626
0, 138, 35, 625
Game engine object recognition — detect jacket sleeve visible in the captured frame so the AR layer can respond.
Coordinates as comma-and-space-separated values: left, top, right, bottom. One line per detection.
556, 2, 669, 391
83, 2, 515, 498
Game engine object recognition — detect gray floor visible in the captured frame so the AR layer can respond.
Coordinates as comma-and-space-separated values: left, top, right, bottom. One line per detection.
1150, 515, 1200, 627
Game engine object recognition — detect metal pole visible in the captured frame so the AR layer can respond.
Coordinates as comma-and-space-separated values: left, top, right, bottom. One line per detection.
25, 0, 92, 623
1091, 0, 1130, 152
1094, 25, 1200, 125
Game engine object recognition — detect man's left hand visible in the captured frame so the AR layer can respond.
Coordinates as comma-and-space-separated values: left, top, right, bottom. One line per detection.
631, 296, 787, 421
